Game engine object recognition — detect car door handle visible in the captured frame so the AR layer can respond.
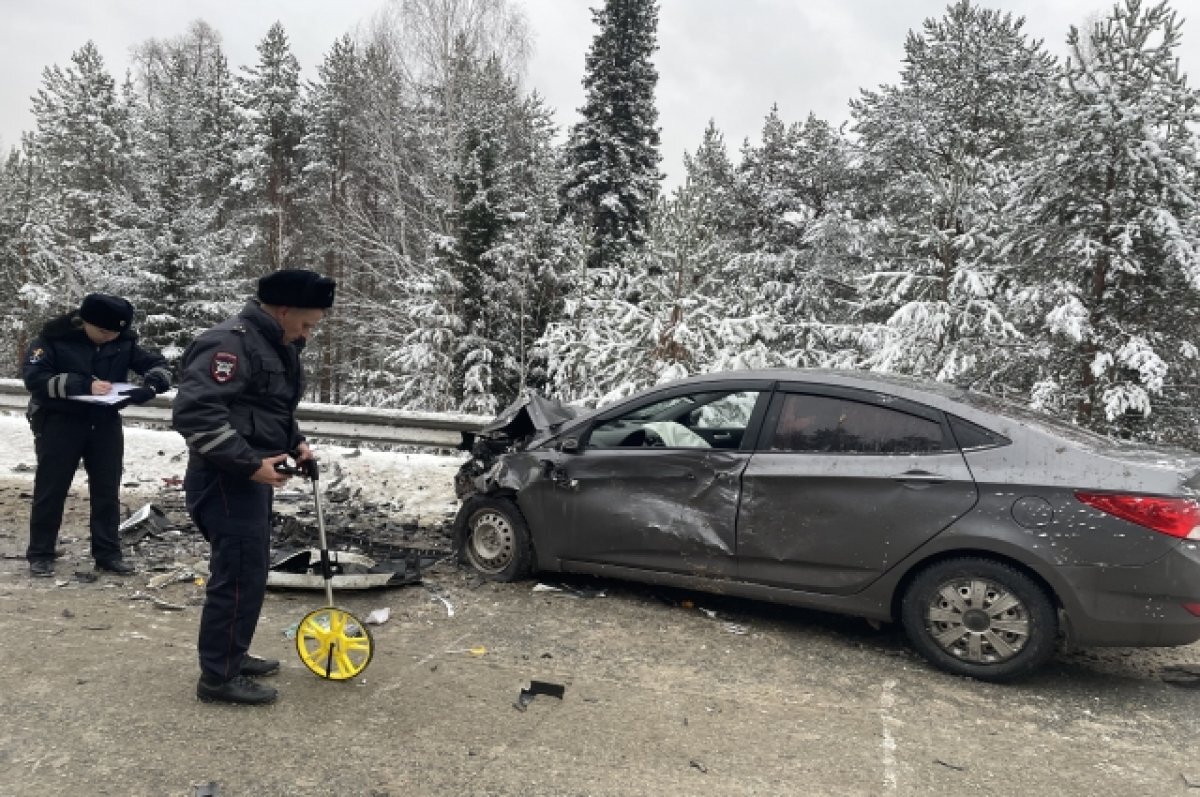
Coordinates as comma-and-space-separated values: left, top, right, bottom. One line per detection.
890, 470, 949, 485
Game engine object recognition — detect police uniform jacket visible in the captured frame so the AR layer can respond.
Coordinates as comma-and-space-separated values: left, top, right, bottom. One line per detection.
22, 313, 171, 420
172, 300, 307, 479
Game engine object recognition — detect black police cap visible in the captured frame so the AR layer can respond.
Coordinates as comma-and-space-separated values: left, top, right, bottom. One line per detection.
79, 293, 134, 332
257, 269, 337, 309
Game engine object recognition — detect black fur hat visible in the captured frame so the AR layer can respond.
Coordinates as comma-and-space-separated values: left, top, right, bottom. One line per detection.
257, 269, 337, 309
79, 293, 134, 332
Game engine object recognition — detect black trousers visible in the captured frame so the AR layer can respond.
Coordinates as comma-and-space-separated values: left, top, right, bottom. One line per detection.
185, 465, 272, 681
27, 410, 124, 563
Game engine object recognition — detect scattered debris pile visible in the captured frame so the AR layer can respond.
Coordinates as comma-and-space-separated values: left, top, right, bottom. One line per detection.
117, 476, 457, 592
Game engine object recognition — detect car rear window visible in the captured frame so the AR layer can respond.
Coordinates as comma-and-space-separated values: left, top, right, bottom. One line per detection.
768, 394, 948, 454
950, 391, 1115, 448
948, 414, 1011, 450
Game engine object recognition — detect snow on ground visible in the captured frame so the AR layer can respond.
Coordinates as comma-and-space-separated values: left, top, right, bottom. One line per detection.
0, 410, 468, 527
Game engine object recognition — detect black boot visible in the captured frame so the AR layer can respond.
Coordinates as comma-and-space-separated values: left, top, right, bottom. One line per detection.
241, 654, 281, 677
29, 559, 54, 578
96, 558, 135, 575
196, 674, 278, 705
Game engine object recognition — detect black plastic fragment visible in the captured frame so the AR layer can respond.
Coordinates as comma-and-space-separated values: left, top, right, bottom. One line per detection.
513, 680, 566, 711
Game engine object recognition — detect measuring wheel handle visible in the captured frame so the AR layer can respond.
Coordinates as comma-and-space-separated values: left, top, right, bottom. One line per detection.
273, 457, 318, 480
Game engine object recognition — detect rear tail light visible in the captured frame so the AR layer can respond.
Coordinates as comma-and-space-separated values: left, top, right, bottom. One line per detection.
1184, 603, 1200, 617
1074, 492, 1200, 540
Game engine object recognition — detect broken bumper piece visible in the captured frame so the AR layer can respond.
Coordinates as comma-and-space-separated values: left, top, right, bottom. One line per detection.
266, 548, 426, 590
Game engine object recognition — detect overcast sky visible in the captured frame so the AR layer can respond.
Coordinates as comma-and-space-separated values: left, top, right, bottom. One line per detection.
2, 0, 1197, 186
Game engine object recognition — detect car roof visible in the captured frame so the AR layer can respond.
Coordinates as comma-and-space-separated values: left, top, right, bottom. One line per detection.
646, 368, 983, 411
609, 369, 1119, 448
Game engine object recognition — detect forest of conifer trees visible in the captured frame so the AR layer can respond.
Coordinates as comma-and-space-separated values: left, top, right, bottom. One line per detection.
2, 0, 1199, 445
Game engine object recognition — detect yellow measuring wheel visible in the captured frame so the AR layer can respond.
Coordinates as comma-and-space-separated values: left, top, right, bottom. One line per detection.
279, 459, 375, 680
296, 606, 373, 680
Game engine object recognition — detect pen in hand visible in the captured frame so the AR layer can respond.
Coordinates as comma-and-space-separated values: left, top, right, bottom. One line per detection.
91, 377, 113, 396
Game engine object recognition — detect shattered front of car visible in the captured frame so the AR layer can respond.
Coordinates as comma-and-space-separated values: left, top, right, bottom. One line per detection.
454, 391, 582, 500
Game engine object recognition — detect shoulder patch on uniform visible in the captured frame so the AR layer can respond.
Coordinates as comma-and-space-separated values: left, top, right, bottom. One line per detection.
210, 352, 239, 384
26, 347, 45, 365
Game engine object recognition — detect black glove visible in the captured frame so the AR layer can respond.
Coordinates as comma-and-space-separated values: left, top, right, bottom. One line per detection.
301, 458, 319, 480
118, 386, 157, 405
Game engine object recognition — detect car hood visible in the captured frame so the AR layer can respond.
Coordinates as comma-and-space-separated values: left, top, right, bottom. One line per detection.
479, 391, 583, 449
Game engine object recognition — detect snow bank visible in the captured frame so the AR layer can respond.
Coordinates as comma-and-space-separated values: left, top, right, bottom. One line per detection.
0, 410, 467, 526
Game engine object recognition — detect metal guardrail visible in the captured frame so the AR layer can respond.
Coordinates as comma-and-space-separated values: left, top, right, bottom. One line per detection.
0, 378, 489, 449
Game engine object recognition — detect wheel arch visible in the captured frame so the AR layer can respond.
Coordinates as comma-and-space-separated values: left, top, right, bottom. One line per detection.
454, 493, 538, 577
889, 547, 1065, 626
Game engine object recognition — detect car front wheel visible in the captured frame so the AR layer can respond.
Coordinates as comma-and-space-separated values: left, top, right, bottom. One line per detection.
900, 557, 1058, 681
456, 496, 533, 582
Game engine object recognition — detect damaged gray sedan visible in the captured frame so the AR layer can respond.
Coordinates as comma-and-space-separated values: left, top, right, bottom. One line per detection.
454, 370, 1200, 681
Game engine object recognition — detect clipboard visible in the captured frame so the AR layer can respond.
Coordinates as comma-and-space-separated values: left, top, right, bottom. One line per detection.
69, 381, 138, 405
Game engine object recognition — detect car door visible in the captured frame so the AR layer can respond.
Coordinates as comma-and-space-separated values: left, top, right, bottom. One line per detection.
736, 384, 978, 594
524, 384, 771, 578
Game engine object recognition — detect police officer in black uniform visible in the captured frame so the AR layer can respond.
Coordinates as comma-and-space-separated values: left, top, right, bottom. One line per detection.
22, 293, 171, 578
173, 268, 335, 705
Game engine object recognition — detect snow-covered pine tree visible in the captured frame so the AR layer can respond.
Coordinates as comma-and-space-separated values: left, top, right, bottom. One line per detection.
540, 120, 737, 403
538, 243, 653, 405
27, 42, 131, 299
490, 94, 576, 399
300, 34, 365, 403
1012, 0, 1200, 442
850, 0, 1056, 386
561, 0, 663, 272
121, 22, 243, 358
542, 106, 862, 404
0, 143, 47, 371
644, 121, 742, 377
311, 33, 432, 408
721, 109, 863, 370
322, 1, 543, 412
448, 55, 571, 414
450, 52, 509, 413
231, 22, 306, 276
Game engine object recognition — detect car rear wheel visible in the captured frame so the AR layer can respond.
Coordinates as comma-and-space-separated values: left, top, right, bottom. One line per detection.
456, 496, 533, 582
900, 557, 1058, 681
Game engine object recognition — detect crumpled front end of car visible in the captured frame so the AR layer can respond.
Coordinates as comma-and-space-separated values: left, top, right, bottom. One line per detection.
455, 390, 582, 500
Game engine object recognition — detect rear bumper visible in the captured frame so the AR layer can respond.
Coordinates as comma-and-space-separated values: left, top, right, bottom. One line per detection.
1054, 545, 1200, 647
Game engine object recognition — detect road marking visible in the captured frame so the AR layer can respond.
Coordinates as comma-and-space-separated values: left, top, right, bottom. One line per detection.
880, 678, 899, 792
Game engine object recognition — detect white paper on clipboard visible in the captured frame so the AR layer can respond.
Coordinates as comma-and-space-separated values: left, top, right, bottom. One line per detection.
69, 381, 138, 405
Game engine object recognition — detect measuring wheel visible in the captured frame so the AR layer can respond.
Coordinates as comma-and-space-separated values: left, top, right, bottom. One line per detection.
277, 457, 376, 681
295, 606, 374, 680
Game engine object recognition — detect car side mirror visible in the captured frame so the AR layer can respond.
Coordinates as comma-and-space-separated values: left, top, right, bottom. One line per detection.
558, 436, 581, 453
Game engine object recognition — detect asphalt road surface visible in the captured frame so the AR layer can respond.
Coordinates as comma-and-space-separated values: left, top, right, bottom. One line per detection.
1, 481, 1199, 797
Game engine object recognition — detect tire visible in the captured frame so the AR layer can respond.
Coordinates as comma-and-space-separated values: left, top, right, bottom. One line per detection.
900, 557, 1058, 682
455, 496, 533, 582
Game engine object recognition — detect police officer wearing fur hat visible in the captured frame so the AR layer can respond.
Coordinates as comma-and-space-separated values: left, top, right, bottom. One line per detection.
22, 293, 172, 578
173, 268, 336, 705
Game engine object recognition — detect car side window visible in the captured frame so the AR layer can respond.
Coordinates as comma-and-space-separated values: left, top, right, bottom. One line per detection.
589, 390, 761, 449
689, 392, 758, 429
768, 393, 947, 454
